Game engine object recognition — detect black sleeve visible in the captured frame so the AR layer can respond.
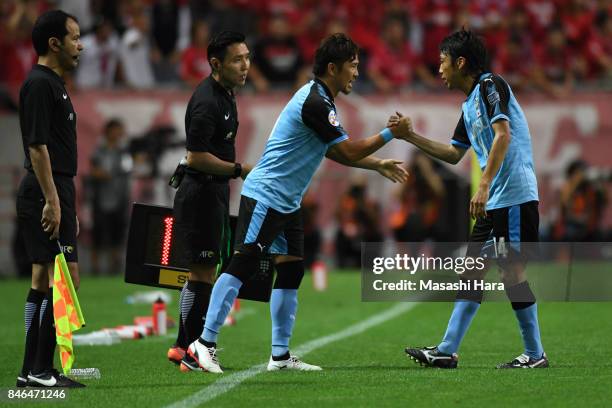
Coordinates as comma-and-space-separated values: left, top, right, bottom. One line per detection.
481, 74, 511, 123
301, 94, 348, 145
451, 113, 471, 149
22, 78, 55, 146
186, 100, 217, 152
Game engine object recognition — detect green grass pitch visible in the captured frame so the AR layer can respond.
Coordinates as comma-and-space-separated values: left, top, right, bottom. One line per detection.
1, 272, 611, 407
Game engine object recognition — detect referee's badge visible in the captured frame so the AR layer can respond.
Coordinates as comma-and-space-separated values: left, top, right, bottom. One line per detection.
328, 110, 339, 127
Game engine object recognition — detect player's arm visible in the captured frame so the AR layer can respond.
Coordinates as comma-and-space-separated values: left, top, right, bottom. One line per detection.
185, 102, 251, 179
326, 117, 413, 163
23, 79, 61, 239
400, 129, 467, 164
389, 112, 468, 165
470, 120, 511, 219
470, 75, 513, 219
29, 145, 61, 239
187, 151, 251, 179
325, 151, 408, 183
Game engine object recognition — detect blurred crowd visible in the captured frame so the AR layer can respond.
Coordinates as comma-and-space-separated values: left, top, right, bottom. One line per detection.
4, 0, 612, 275
1, 0, 611, 97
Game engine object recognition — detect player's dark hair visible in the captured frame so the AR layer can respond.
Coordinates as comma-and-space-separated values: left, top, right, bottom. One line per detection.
207, 30, 246, 69
104, 118, 124, 134
313, 33, 359, 77
439, 29, 488, 78
32, 10, 78, 56
566, 159, 588, 178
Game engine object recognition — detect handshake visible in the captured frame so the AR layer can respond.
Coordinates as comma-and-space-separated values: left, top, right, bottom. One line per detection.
386, 111, 414, 140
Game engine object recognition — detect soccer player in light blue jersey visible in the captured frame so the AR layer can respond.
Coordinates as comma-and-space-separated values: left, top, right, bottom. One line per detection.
398, 29, 548, 369
181, 33, 414, 373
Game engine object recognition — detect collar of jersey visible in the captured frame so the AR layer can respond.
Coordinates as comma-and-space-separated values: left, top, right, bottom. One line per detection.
313, 77, 335, 102
34, 64, 65, 84
465, 72, 491, 100
209, 75, 235, 99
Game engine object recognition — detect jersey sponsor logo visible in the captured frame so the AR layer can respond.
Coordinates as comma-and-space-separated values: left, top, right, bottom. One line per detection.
328, 110, 339, 126
224, 112, 230, 120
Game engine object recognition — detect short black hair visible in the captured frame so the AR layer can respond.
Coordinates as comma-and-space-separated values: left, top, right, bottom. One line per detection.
313, 33, 359, 77
207, 31, 245, 68
439, 29, 488, 77
32, 10, 78, 56
104, 118, 124, 134
566, 159, 588, 178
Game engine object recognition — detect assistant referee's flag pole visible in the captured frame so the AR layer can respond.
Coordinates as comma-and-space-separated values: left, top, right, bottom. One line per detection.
53, 240, 86, 374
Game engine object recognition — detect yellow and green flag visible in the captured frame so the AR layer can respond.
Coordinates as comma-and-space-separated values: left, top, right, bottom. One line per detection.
53, 250, 85, 374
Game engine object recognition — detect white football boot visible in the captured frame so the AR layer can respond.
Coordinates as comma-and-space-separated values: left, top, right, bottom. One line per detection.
186, 340, 223, 373
267, 355, 322, 371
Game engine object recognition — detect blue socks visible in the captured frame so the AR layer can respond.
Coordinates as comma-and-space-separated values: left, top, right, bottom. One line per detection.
438, 300, 480, 355
202, 273, 242, 343
270, 289, 298, 357
514, 303, 544, 359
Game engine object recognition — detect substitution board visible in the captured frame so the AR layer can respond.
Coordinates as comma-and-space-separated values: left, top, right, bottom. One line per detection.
124, 203, 274, 301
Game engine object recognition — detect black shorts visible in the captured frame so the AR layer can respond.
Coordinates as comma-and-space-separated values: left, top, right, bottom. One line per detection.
234, 195, 304, 257
173, 174, 230, 265
16, 172, 78, 263
467, 200, 539, 261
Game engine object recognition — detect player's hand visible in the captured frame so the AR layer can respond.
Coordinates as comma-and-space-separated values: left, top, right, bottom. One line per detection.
376, 159, 409, 183
41, 200, 61, 240
388, 112, 413, 139
241, 163, 253, 180
470, 184, 489, 220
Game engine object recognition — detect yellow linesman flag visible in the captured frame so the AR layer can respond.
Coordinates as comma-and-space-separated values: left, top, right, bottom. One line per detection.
53, 249, 85, 374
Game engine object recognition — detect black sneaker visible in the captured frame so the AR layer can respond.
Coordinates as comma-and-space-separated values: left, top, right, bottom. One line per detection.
179, 353, 202, 372
496, 353, 549, 369
16, 375, 30, 387
28, 369, 86, 388
405, 346, 459, 369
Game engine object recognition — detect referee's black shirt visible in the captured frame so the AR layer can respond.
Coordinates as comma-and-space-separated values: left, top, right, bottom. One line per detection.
184, 76, 239, 172
19, 64, 78, 177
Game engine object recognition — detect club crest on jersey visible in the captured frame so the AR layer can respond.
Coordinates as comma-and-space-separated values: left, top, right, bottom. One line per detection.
328, 110, 339, 127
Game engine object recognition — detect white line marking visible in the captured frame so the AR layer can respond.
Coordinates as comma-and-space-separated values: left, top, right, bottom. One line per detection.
165, 302, 417, 408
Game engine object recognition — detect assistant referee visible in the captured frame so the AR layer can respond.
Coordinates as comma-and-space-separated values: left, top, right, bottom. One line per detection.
16, 10, 85, 388
166, 31, 252, 370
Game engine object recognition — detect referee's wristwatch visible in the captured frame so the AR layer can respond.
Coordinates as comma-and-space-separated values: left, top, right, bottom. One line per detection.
232, 162, 242, 179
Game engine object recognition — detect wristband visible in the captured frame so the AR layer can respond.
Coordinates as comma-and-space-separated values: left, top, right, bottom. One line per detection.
380, 127, 393, 143
232, 162, 242, 178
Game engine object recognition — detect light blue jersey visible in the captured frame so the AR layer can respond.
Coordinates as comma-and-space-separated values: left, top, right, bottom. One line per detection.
242, 78, 349, 213
451, 73, 539, 210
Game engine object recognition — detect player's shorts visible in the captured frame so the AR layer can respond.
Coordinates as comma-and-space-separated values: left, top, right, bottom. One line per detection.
172, 173, 230, 266
16, 172, 78, 263
466, 200, 539, 262
234, 195, 304, 257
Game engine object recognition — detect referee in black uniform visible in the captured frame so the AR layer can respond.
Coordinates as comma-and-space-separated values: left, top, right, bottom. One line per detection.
16, 10, 85, 388
166, 31, 253, 369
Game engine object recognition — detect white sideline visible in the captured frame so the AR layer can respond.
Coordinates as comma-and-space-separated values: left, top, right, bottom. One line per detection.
165, 302, 418, 408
